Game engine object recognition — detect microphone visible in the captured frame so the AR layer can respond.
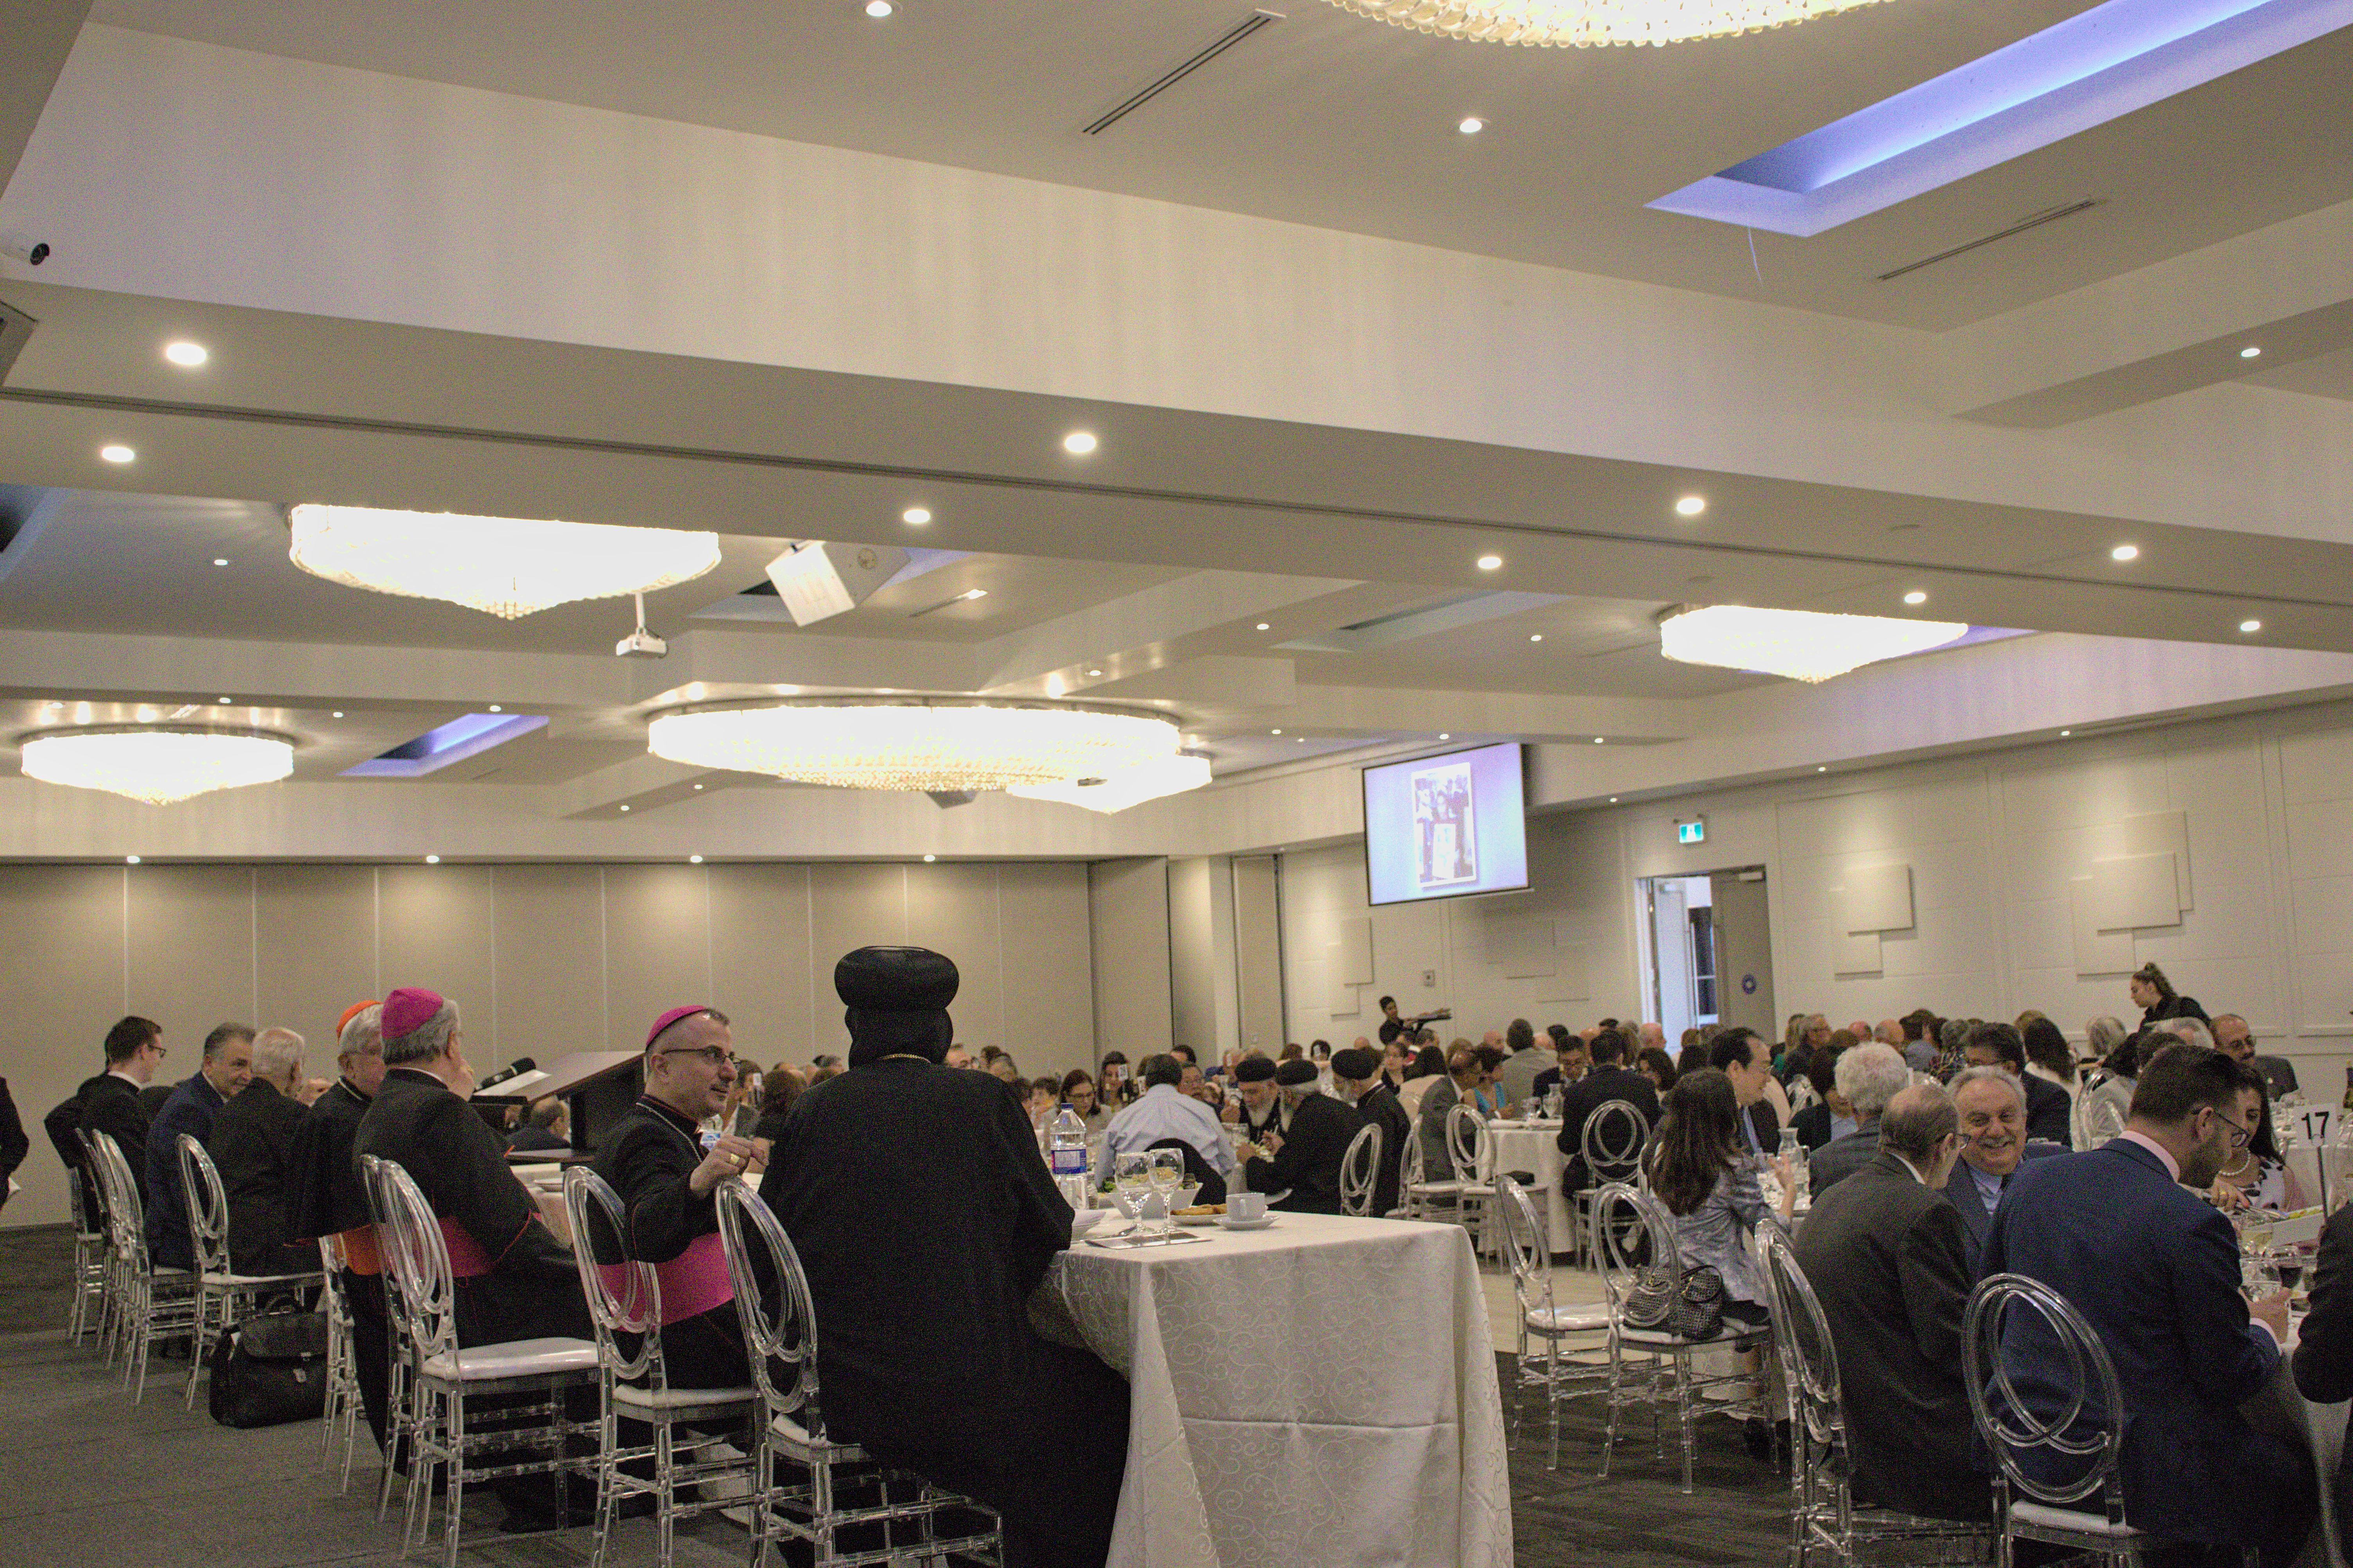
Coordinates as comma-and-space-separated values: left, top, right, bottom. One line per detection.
475, 1057, 537, 1092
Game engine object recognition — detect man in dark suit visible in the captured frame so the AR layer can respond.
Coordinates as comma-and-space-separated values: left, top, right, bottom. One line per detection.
762, 947, 1128, 1568
208, 1026, 318, 1275
45, 1015, 167, 1209
1809, 1043, 1912, 1198
2294, 1194, 2353, 1526
144, 1022, 254, 1270
1331, 1046, 1409, 1215
1792, 1082, 1985, 1522
1940, 1067, 2065, 1272
1787, 1037, 1855, 1153
1984, 1044, 2309, 1566
1529, 1025, 1590, 1103
1963, 1021, 2072, 1148
1555, 1027, 1659, 1190
1245, 1059, 1358, 1213
1710, 1027, 1780, 1161
287, 1001, 393, 1455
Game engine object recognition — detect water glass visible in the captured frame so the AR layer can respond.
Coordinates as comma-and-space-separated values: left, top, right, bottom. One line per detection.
1147, 1148, 1185, 1236
1113, 1152, 1152, 1234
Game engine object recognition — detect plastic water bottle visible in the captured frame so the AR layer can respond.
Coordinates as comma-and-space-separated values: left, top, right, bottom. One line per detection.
1777, 1124, 1810, 1208
1050, 1104, 1090, 1211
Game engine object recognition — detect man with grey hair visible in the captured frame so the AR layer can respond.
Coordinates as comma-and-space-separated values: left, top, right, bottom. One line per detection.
290, 1000, 394, 1454
1963, 1021, 2074, 1147
144, 1022, 255, 1270
1941, 1064, 2066, 1270
1793, 1082, 1985, 1523
1809, 1042, 1913, 1197
209, 1026, 316, 1275
1494, 1017, 1547, 1107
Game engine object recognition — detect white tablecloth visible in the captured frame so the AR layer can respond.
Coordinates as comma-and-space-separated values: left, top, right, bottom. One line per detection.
1043, 1214, 1512, 1568
2264, 1326, 2352, 1568
1485, 1122, 1573, 1252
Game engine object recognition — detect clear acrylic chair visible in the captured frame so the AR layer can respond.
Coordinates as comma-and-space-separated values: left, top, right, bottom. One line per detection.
713, 1179, 1002, 1568
85, 1129, 198, 1401
1570, 1099, 1651, 1263
1339, 1123, 1383, 1217
358, 1155, 427, 1525
67, 1158, 110, 1344
1590, 1180, 1772, 1494
1760, 1227, 1988, 1567
1963, 1272, 2252, 1568
175, 1132, 323, 1408
368, 1153, 599, 1568
562, 1166, 760, 1568
1495, 1174, 1613, 1469
317, 1233, 366, 1493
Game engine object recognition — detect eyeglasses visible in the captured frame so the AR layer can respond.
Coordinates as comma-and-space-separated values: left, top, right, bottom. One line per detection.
659, 1046, 737, 1070
2209, 1107, 2254, 1149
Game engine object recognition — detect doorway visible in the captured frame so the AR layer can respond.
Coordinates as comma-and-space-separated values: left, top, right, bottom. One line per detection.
1640, 868, 1775, 1044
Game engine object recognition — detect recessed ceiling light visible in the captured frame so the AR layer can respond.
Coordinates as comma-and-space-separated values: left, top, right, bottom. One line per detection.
2059, 729, 2072, 737
619, 804, 630, 812
1476, 554, 1502, 571
332, 710, 344, 718
216, 696, 232, 705
1608, 796, 1618, 803
212, 558, 229, 567
865, 0, 891, 14
487, 703, 502, 712
163, 340, 208, 367
125, 854, 141, 865
99, 444, 135, 464
1592, 736, 1604, 744
1256, 622, 1271, 632
1062, 431, 1097, 455
2240, 345, 2262, 359
2110, 544, 2139, 562
1087, 668, 1103, 677
693, 782, 704, 790
1903, 590, 1928, 605
1529, 633, 1543, 642
424, 854, 440, 864
2240, 619, 2262, 633
1674, 495, 1706, 517
1271, 728, 1283, 735
1438, 733, 1450, 741
902, 507, 931, 525
923, 853, 937, 863
689, 854, 704, 864
1458, 117, 1485, 135
1816, 765, 1827, 772
1296, 736, 1306, 743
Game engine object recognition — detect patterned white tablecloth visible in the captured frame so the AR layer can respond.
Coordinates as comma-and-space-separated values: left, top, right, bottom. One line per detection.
1042, 1213, 1512, 1568
1484, 1122, 1573, 1251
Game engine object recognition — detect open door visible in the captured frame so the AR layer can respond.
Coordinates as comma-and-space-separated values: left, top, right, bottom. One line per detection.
1708, 867, 1776, 1040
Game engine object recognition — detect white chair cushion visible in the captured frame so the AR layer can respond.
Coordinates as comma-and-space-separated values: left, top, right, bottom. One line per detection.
1620, 1324, 1771, 1348
201, 1270, 323, 1287
614, 1382, 761, 1416
767, 1410, 864, 1461
2008, 1501, 2141, 1540
421, 1337, 600, 1381
1526, 1305, 1611, 1334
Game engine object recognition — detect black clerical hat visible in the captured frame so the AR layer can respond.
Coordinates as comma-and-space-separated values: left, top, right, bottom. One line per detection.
1330, 1047, 1379, 1080
835, 947, 959, 1011
1275, 1058, 1319, 1088
1233, 1055, 1276, 1083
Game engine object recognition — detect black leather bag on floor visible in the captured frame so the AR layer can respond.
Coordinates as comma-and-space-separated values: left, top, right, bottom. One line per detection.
207, 1301, 329, 1428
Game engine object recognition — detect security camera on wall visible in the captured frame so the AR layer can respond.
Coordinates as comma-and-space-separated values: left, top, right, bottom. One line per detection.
765, 540, 909, 627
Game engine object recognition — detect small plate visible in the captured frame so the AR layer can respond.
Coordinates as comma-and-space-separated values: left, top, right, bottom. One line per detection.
1218, 1214, 1275, 1231
1173, 1210, 1223, 1226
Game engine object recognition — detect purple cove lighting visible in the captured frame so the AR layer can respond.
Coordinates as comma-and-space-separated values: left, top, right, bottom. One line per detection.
340, 712, 548, 778
1650, 0, 2353, 237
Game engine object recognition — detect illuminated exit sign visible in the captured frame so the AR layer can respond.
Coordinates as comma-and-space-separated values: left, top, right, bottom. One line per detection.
1676, 816, 1707, 845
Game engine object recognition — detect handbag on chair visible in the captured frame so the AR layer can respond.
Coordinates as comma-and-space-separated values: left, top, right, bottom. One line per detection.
1620, 1262, 1728, 1341
207, 1298, 329, 1428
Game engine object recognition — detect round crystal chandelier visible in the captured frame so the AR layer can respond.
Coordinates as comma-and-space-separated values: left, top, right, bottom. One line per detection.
20, 727, 296, 805
647, 698, 1182, 792
1009, 752, 1214, 814
1658, 603, 1967, 683
1322, 0, 1886, 47
289, 504, 722, 619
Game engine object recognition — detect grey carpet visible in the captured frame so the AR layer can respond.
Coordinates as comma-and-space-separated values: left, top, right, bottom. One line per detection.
1, 1223, 1793, 1564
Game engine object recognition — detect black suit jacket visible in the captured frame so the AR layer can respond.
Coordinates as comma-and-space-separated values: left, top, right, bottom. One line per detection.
51, 1072, 151, 1209
1245, 1092, 1359, 1214
1555, 1066, 1660, 1189
209, 1079, 315, 1274
2294, 1202, 2353, 1529
286, 1078, 374, 1244
2022, 1073, 2073, 1148
1791, 1152, 1985, 1522
1789, 1102, 1848, 1153
0, 1077, 26, 1211
1351, 1082, 1413, 1216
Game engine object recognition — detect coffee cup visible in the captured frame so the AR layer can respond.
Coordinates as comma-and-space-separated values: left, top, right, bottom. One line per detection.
1227, 1191, 1268, 1222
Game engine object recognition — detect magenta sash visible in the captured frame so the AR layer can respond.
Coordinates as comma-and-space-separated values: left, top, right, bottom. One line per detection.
594, 1232, 736, 1325
438, 1218, 494, 1279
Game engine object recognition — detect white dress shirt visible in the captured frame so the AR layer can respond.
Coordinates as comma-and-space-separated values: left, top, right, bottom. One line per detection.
1103, 1083, 1238, 1176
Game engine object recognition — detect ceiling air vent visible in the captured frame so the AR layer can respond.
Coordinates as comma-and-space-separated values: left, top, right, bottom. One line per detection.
1876, 199, 2103, 283
1083, 10, 1282, 136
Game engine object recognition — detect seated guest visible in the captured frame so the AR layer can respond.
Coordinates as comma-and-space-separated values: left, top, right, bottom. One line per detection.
748, 1066, 805, 1151
1787, 1035, 1855, 1152
1529, 1029, 1591, 1102
1646, 1068, 1794, 1331
1416, 1045, 1482, 1180
1094, 1051, 1131, 1107
1229, 1055, 1283, 1143
1469, 1044, 1509, 1117
1635, 1046, 1678, 1096
1940, 1067, 2064, 1273
1331, 1047, 1408, 1215
2210, 1082, 2308, 1213
586, 1005, 755, 1389
1898, 1011, 1940, 1075
1243, 1059, 1356, 1213
1177, 1058, 1225, 1112
47, 1015, 166, 1210
1963, 1021, 2072, 1147
2020, 1017, 2076, 1098
1985, 1044, 2309, 1567
507, 1096, 570, 1152
1793, 1082, 1984, 1523
1380, 1037, 1413, 1092
1102, 1053, 1237, 1188
1808, 1044, 1911, 1198
208, 1026, 316, 1275
1025, 1076, 1061, 1129
986, 1053, 1022, 1086
1058, 1069, 1110, 1135
1394, 1044, 1448, 1115
1493, 1018, 1549, 1107
1555, 1027, 1661, 1190
145, 1023, 255, 1270
761, 948, 1128, 1568
287, 1001, 393, 1454
0, 1075, 22, 1213
1710, 1026, 1784, 1162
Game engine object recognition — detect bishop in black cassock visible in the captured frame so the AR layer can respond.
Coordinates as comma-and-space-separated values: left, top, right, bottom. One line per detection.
759, 947, 1129, 1568
1332, 1046, 1410, 1215
287, 1000, 392, 1453
1243, 1058, 1359, 1213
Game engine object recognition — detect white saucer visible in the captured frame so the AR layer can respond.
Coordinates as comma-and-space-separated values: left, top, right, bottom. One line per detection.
1218, 1214, 1275, 1231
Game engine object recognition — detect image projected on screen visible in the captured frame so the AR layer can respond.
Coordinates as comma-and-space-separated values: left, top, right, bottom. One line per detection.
1363, 741, 1529, 907
1413, 760, 1478, 890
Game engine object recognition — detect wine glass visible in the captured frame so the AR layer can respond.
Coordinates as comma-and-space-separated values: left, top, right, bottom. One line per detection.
1147, 1148, 1185, 1236
1113, 1152, 1151, 1237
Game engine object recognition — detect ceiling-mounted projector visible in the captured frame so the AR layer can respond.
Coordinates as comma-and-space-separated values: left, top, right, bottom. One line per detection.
765, 540, 909, 627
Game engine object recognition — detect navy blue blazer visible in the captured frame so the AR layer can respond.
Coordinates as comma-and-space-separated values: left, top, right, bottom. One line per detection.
1981, 1138, 2279, 1544
1940, 1141, 2066, 1272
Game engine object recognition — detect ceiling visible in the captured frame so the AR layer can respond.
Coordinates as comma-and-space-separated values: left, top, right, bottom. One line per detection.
83, 0, 2353, 328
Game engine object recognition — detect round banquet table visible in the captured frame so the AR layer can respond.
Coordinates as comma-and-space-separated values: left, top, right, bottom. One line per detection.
2255, 1322, 2351, 1568
1037, 1213, 1512, 1568
1484, 1120, 1573, 1252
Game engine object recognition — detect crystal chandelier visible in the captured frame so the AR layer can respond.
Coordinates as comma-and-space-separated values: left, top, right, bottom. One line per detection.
1322, 0, 1886, 47
20, 727, 296, 805
1009, 752, 1213, 814
647, 698, 1182, 791
1658, 603, 1966, 683
289, 504, 722, 618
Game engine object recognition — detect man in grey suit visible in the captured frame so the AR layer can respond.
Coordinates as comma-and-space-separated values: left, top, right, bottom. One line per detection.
1791, 1082, 1985, 1523
1417, 1046, 1477, 1179
1808, 1043, 1912, 1198
1942, 1066, 2066, 1272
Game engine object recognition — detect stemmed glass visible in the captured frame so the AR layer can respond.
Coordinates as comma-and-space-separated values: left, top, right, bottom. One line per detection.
1113, 1152, 1152, 1238
1147, 1148, 1185, 1238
